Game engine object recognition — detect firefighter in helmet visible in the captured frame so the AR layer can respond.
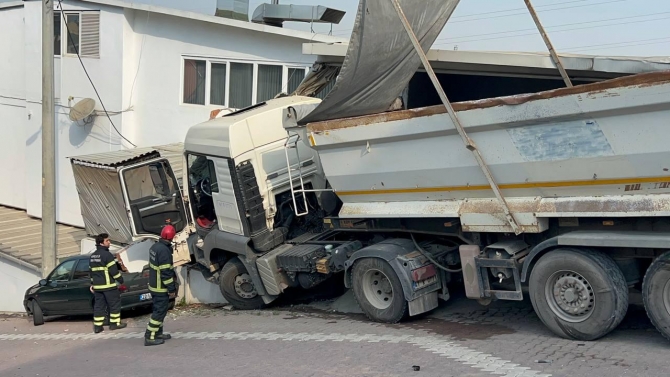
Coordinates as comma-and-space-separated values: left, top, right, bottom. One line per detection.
145, 224, 177, 346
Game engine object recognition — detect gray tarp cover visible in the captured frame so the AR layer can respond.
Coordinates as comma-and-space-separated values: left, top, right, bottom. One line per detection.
298, 0, 460, 125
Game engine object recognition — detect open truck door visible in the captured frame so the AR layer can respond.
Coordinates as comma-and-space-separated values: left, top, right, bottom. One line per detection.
68, 143, 192, 270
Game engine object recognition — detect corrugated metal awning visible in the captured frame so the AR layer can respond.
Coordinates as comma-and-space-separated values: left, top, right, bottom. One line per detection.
69, 143, 185, 188
69, 143, 184, 168
0, 206, 88, 273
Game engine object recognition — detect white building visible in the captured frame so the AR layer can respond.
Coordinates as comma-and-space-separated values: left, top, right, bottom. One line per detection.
0, 0, 344, 312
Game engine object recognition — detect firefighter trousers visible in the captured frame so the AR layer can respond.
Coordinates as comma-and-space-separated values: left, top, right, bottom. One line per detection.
145, 293, 170, 340
93, 289, 121, 327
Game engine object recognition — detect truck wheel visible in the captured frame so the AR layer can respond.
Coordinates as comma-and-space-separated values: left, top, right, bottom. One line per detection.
642, 250, 670, 341
352, 258, 408, 323
31, 300, 44, 326
219, 259, 265, 310
529, 248, 628, 341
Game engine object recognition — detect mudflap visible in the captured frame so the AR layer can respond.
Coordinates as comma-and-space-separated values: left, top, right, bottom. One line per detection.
408, 291, 439, 317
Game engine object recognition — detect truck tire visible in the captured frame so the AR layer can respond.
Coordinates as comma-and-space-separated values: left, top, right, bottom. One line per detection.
31, 300, 44, 326
219, 259, 265, 310
351, 258, 408, 323
642, 250, 670, 341
528, 248, 628, 341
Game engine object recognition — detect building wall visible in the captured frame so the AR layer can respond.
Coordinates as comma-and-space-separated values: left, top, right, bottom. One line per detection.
0, 259, 40, 313
22, 1, 129, 226
0, 5, 27, 210
123, 10, 316, 147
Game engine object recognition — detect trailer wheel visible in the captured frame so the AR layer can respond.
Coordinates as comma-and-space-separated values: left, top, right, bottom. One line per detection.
529, 248, 628, 341
219, 259, 265, 310
643, 250, 670, 341
351, 258, 408, 323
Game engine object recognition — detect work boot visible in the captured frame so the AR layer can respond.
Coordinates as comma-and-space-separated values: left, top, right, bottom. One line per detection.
157, 333, 171, 340
144, 338, 165, 346
109, 322, 127, 330
93, 325, 104, 334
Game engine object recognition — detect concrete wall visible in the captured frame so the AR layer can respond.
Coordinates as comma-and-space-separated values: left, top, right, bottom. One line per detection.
0, 259, 40, 313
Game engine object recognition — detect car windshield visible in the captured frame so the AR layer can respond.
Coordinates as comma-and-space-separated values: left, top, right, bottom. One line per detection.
48, 260, 76, 282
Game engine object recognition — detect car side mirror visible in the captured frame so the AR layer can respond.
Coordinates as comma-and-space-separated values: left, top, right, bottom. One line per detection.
39, 279, 47, 287
49, 281, 58, 287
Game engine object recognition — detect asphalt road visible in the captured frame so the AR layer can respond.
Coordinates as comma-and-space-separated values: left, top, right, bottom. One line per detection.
1, 288, 668, 377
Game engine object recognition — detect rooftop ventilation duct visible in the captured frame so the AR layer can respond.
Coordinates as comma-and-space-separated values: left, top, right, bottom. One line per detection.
215, 0, 250, 21
251, 3, 346, 28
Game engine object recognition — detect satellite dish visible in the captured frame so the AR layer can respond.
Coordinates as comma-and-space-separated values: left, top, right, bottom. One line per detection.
69, 98, 96, 123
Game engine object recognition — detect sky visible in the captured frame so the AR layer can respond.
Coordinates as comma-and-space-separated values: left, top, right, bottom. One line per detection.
247, 0, 670, 57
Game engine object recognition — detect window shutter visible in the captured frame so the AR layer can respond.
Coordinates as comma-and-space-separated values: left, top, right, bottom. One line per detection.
80, 12, 100, 58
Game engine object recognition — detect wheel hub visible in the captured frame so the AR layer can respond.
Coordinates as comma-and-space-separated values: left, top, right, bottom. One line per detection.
234, 273, 258, 299
546, 271, 595, 323
362, 269, 393, 310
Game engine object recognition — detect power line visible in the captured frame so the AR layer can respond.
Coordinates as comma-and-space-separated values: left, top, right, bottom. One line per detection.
563, 36, 670, 51
329, 0, 629, 35
57, 0, 137, 147
433, 15, 670, 46
449, 0, 628, 24
436, 11, 670, 43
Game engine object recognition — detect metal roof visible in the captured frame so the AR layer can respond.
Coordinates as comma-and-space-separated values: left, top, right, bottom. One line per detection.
304, 42, 670, 80
0, 206, 87, 272
69, 142, 185, 186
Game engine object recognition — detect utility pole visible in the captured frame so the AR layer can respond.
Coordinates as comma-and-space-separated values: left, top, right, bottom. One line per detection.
42, 0, 57, 278
523, 0, 573, 87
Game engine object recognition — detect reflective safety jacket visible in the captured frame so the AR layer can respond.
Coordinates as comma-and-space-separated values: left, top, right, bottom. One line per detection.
89, 245, 124, 291
148, 239, 176, 295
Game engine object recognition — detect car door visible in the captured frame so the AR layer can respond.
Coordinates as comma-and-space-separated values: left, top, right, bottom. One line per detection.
119, 158, 187, 237
37, 259, 77, 315
63, 259, 95, 314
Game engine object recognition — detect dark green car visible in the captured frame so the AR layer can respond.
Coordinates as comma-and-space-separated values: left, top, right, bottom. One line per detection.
23, 254, 174, 326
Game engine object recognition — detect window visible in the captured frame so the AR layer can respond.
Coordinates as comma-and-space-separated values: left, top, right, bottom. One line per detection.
54, 11, 100, 58
181, 58, 310, 109
54, 13, 61, 56
287, 68, 306, 94
187, 154, 218, 222
49, 260, 77, 282
210, 63, 227, 106
230, 63, 253, 109
256, 64, 283, 103
65, 13, 80, 55
73, 259, 90, 280
183, 59, 206, 105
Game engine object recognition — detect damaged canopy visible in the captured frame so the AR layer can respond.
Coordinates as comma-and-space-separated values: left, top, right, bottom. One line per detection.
298, 0, 460, 125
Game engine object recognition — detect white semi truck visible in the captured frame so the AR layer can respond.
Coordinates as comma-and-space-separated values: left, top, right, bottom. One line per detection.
68, 0, 670, 342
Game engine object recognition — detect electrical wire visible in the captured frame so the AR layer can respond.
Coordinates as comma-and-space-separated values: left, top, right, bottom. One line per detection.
329, 0, 629, 36
410, 233, 462, 273
57, 0, 137, 147
433, 16, 670, 46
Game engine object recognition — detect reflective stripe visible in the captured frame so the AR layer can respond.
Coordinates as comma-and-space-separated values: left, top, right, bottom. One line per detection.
112, 273, 122, 279
91, 267, 107, 271
93, 283, 117, 290
147, 325, 160, 332
149, 318, 162, 326
106, 260, 117, 268
93, 321, 104, 326
150, 263, 173, 270
93, 316, 106, 321
109, 313, 121, 318
148, 286, 168, 293
163, 278, 174, 285
110, 317, 120, 324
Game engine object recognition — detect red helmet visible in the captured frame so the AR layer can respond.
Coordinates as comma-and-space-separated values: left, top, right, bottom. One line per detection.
160, 224, 176, 240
